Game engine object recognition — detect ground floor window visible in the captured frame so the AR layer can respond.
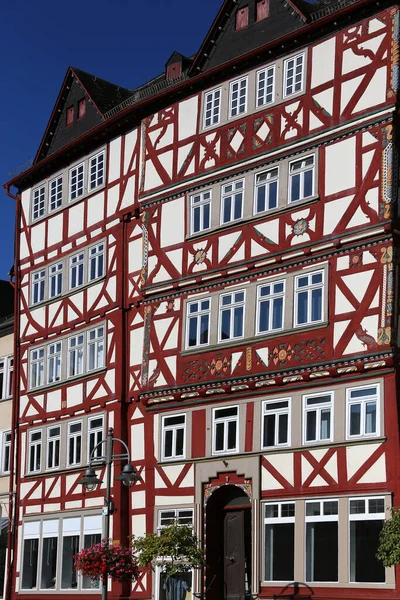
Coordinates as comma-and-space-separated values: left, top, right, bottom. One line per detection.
21, 514, 102, 592
157, 567, 192, 600
349, 497, 385, 583
262, 495, 388, 586
264, 502, 295, 581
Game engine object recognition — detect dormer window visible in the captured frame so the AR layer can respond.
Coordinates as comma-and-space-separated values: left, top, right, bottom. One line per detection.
256, 0, 269, 21
235, 6, 249, 30
66, 106, 74, 127
78, 99, 86, 119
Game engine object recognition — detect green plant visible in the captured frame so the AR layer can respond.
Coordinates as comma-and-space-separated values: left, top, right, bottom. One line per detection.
132, 521, 204, 577
377, 507, 400, 567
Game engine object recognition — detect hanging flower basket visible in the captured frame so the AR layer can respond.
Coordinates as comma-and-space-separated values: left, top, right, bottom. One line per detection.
74, 539, 140, 583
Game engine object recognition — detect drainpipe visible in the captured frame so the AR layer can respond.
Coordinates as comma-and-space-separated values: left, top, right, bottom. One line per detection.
4, 184, 21, 600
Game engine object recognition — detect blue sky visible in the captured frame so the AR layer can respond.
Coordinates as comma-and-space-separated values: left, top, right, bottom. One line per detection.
0, 0, 219, 281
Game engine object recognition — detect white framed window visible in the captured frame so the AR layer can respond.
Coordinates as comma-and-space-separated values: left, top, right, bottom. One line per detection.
30, 348, 45, 389
158, 508, 193, 529
32, 185, 45, 220
305, 499, 338, 582
49, 263, 63, 298
190, 190, 211, 234
46, 426, 61, 471
186, 299, 210, 348
67, 421, 82, 467
264, 502, 295, 581
89, 151, 105, 191
1, 431, 11, 474
69, 252, 85, 290
21, 515, 102, 592
68, 334, 84, 378
69, 163, 84, 201
212, 406, 239, 454
88, 416, 104, 461
303, 392, 333, 443
32, 269, 46, 305
221, 179, 244, 224
257, 280, 285, 334
347, 385, 379, 438
229, 77, 248, 118
156, 510, 194, 599
0, 356, 13, 400
262, 398, 290, 448
349, 497, 386, 583
47, 342, 62, 385
161, 414, 186, 461
203, 88, 221, 128
284, 53, 305, 97
219, 290, 245, 342
257, 65, 275, 107
254, 167, 279, 214
49, 175, 63, 212
87, 327, 105, 371
294, 270, 324, 326
289, 155, 314, 203
88, 243, 105, 281
28, 430, 42, 474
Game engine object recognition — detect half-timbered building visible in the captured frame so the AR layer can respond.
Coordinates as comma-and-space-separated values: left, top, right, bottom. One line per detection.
4, 0, 400, 598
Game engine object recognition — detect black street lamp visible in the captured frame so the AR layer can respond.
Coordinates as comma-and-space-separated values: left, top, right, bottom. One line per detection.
78, 427, 140, 600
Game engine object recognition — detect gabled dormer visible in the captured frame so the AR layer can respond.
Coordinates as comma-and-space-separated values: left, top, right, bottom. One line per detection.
34, 67, 132, 164
165, 52, 191, 82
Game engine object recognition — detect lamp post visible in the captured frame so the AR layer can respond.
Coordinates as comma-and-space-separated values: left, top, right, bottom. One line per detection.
78, 427, 139, 600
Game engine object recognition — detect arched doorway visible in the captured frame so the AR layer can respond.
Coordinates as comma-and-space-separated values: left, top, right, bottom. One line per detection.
205, 484, 252, 600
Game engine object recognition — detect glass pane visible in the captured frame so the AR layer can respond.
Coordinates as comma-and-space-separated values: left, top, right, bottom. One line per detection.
188, 317, 197, 347
40, 537, 58, 589
269, 181, 278, 209
320, 409, 331, 440
22, 539, 39, 589
369, 498, 384, 514
164, 416, 185, 427
291, 174, 300, 201
350, 499, 365, 515
265, 504, 278, 519
311, 288, 322, 321
306, 502, 320, 517
304, 169, 313, 197
175, 428, 184, 457
306, 522, 338, 582
265, 523, 294, 581
350, 520, 385, 582
350, 387, 377, 398
233, 306, 243, 337
216, 407, 237, 419
278, 413, 288, 445
220, 310, 231, 340
227, 420, 237, 450
365, 402, 377, 434
257, 185, 266, 213
164, 430, 173, 458
233, 193, 242, 219
200, 314, 209, 345
306, 411, 316, 442
82, 534, 101, 589
259, 300, 270, 332
159, 570, 192, 600
61, 535, 79, 589
272, 297, 283, 330
223, 196, 232, 223
350, 404, 361, 436
297, 291, 308, 324
215, 422, 224, 452
263, 414, 276, 447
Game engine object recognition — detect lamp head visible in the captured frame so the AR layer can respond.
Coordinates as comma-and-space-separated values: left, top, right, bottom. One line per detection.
78, 467, 103, 492
116, 463, 140, 488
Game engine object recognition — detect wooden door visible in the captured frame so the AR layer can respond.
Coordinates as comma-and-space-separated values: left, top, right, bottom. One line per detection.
224, 510, 245, 600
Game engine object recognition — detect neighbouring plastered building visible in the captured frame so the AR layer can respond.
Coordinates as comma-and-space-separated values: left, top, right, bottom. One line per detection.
0, 281, 14, 599
4, 0, 400, 599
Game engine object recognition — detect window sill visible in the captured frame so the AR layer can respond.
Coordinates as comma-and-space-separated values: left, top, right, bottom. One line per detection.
28, 367, 107, 395
260, 582, 394, 589
181, 321, 328, 356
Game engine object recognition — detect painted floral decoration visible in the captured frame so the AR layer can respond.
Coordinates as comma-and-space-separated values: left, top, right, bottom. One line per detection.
74, 539, 139, 583
293, 218, 309, 236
